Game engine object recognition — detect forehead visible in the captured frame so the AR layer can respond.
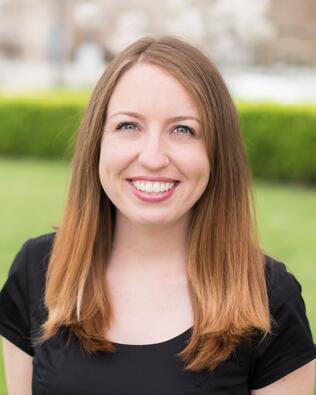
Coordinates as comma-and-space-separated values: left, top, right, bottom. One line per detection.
107, 63, 200, 117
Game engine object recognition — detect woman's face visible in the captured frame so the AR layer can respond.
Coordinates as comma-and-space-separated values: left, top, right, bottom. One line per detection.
99, 63, 210, 228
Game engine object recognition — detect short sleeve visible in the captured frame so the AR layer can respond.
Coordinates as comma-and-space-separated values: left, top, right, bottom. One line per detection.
0, 239, 34, 356
249, 261, 316, 389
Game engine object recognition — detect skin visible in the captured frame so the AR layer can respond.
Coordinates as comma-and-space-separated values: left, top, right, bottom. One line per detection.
2, 63, 314, 394
2, 337, 32, 395
99, 62, 210, 342
99, 62, 316, 391
99, 63, 211, 280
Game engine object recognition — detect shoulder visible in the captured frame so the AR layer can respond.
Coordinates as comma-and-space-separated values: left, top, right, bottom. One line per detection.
25, 232, 56, 279
264, 253, 291, 284
6, 232, 55, 278
8, 232, 56, 283
248, 254, 316, 389
27, 232, 56, 262
20, 233, 56, 321
0, 233, 56, 355
263, 254, 302, 313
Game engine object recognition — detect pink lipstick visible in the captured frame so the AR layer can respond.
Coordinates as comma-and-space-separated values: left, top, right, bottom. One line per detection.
126, 180, 180, 203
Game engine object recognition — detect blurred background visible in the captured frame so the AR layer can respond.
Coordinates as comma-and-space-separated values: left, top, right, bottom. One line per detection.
0, 0, 315, 393
0, 0, 316, 101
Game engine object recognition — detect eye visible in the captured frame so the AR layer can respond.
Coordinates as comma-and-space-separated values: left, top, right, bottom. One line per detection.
115, 122, 138, 131
174, 125, 194, 136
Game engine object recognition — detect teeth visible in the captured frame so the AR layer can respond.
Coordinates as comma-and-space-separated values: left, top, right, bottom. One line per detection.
131, 181, 175, 194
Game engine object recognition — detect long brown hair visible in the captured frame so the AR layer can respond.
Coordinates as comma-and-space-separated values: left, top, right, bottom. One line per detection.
34, 35, 271, 372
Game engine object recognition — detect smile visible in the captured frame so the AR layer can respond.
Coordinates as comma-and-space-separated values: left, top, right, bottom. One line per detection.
131, 180, 176, 194
126, 180, 180, 202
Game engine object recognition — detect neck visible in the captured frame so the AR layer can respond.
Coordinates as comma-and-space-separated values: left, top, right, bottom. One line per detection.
107, 211, 192, 279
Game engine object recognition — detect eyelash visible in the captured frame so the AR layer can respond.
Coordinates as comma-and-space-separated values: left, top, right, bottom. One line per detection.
115, 122, 195, 136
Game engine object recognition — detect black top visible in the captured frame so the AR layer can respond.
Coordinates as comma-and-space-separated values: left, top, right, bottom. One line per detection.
0, 233, 316, 395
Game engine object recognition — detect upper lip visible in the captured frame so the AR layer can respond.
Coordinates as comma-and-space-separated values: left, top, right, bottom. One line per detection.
127, 176, 179, 182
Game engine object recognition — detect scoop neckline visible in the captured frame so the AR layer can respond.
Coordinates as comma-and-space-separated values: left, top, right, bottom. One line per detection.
110, 326, 193, 348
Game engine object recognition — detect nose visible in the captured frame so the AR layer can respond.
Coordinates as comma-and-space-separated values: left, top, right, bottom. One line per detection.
138, 129, 170, 169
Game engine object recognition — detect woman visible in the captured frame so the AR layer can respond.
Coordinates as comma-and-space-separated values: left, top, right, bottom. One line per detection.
0, 36, 315, 395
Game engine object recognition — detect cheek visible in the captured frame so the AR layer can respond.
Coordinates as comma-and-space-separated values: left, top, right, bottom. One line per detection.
99, 138, 130, 173
99, 140, 116, 186
190, 155, 210, 203
197, 147, 211, 181
183, 151, 210, 183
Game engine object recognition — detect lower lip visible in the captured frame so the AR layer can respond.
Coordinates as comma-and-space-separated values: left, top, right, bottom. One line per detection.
126, 180, 180, 202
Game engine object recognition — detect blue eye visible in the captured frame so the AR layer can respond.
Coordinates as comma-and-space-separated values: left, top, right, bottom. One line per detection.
174, 125, 194, 136
115, 122, 138, 131
115, 122, 194, 136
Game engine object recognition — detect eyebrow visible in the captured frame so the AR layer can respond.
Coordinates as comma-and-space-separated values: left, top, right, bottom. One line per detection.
109, 111, 201, 124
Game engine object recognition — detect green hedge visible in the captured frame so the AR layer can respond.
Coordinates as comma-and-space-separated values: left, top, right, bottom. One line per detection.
238, 102, 316, 182
0, 95, 315, 182
0, 94, 88, 160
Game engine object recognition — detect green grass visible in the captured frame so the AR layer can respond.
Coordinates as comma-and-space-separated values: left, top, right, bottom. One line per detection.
0, 157, 315, 393
0, 158, 70, 395
255, 180, 316, 321
0, 158, 69, 280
